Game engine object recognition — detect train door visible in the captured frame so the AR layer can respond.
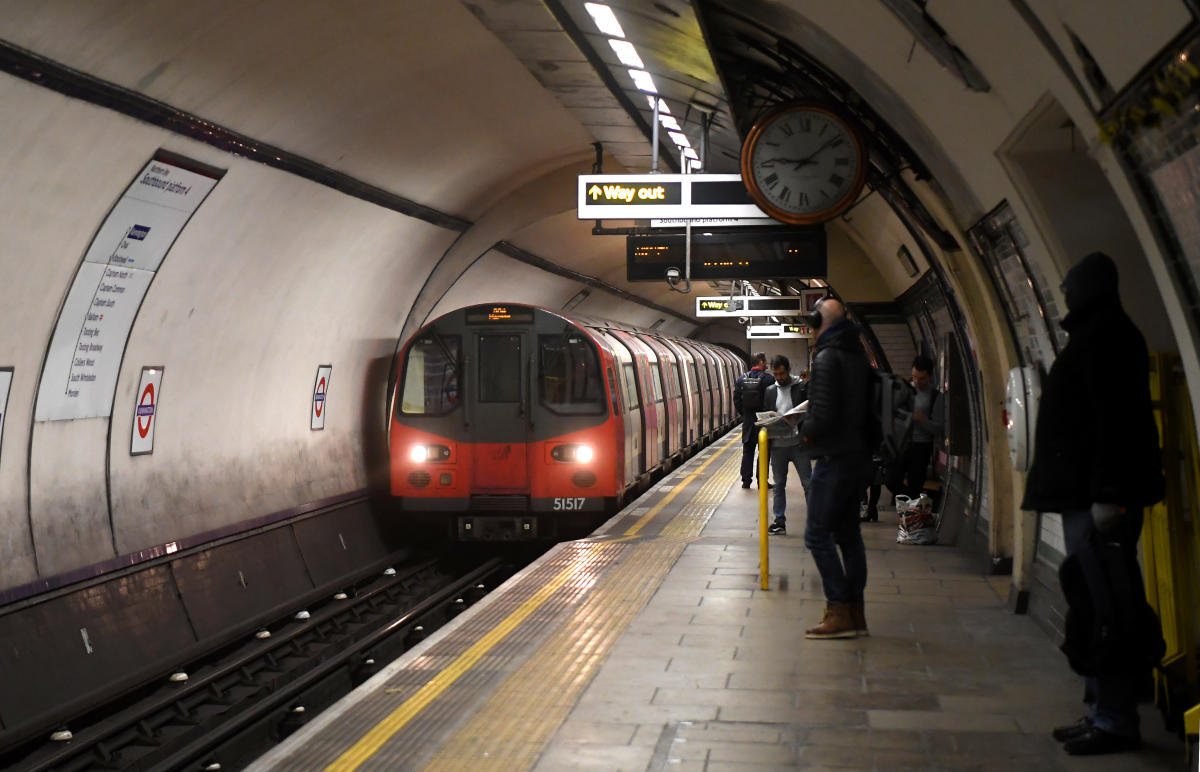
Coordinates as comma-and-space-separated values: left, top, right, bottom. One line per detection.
612, 330, 662, 471
639, 334, 681, 460
470, 330, 528, 492
689, 345, 715, 437
666, 339, 699, 448
592, 328, 640, 485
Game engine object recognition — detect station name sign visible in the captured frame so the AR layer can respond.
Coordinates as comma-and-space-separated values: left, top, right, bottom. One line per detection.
579, 173, 772, 220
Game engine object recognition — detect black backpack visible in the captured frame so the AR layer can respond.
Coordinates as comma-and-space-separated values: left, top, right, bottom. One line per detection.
867, 370, 914, 464
740, 370, 769, 412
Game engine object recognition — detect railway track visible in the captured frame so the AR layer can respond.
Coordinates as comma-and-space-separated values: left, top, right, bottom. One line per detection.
4, 552, 518, 771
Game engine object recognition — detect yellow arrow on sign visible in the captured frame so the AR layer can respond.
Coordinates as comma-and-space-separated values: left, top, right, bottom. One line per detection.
588, 185, 602, 200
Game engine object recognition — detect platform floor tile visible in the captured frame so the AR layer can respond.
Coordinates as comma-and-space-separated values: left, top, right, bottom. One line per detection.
534, 469, 1183, 770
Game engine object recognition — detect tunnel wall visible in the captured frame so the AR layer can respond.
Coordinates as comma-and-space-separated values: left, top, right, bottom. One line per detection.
0, 76, 462, 589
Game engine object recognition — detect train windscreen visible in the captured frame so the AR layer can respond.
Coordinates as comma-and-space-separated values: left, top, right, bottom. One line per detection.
539, 334, 604, 415
400, 335, 461, 415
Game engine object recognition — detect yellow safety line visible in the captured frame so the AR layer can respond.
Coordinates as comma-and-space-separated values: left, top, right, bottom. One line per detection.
622, 437, 737, 537
323, 554, 587, 772
323, 434, 739, 771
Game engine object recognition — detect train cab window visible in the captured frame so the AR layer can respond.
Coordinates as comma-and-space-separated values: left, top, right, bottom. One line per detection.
400, 335, 461, 415
538, 334, 604, 414
478, 334, 522, 402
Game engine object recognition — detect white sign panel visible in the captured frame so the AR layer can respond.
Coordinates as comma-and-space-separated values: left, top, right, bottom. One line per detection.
650, 217, 773, 228
130, 366, 164, 455
747, 324, 815, 339
578, 173, 772, 220
0, 368, 11, 467
311, 365, 332, 430
36, 157, 219, 421
695, 295, 813, 317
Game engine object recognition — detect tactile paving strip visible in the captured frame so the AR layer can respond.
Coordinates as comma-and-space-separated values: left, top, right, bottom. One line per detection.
263, 436, 741, 771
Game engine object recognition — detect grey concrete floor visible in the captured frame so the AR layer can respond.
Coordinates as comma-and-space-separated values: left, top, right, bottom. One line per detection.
537, 476, 1184, 770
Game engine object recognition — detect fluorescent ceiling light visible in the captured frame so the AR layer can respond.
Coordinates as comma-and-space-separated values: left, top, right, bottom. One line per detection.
645, 95, 671, 113
584, 3, 625, 37
608, 39, 644, 69
628, 69, 657, 93
668, 131, 691, 148
658, 115, 681, 131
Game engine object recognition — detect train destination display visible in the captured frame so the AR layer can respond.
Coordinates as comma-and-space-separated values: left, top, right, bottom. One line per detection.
629, 228, 826, 281
35, 154, 220, 421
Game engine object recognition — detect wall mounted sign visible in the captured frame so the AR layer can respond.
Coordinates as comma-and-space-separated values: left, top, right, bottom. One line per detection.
36, 152, 221, 421
130, 366, 163, 455
311, 365, 332, 430
0, 368, 11, 467
578, 173, 770, 219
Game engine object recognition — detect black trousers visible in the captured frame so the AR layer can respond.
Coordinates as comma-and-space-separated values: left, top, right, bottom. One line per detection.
740, 423, 767, 484
886, 441, 933, 499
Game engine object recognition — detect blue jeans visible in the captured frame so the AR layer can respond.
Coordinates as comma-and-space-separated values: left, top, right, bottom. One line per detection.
1061, 507, 1145, 738
804, 454, 869, 605
770, 443, 811, 521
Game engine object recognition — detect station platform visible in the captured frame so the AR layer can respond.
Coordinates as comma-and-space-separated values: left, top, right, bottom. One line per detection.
250, 433, 1179, 771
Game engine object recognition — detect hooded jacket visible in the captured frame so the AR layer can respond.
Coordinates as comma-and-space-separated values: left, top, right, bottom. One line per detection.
1021, 252, 1165, 511
799, 319, 871, 458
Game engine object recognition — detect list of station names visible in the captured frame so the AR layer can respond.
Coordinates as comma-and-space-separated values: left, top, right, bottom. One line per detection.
35, 158, 219, 421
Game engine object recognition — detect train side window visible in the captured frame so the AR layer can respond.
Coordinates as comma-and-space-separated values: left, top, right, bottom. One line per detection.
688, 362, 699, 394
622, 363, 640, 410
479, 334, 522, 403
606, 367, 621, 415
399, 335, 461, 415
538, 334, 604, 414
651, 364, 664, 402
672, 363, 683, 397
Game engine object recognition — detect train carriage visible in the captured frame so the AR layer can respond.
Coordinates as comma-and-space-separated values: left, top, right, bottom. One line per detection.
390, 303, 740, 540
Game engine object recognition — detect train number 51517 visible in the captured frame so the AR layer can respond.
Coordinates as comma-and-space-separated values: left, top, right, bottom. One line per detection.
553, 497, 587, 511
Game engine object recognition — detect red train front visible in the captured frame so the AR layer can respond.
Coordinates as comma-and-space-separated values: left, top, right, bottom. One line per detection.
389, 303, 740, 539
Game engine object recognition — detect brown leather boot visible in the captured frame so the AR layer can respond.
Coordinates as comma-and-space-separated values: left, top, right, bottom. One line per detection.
805, 604, 857, 639
850, 603, 868, 636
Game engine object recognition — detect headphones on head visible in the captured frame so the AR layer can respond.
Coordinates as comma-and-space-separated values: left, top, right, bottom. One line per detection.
806, 296, 827, 329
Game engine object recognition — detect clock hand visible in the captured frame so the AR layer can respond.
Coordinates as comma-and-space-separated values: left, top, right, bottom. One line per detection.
789, 136, 845, 170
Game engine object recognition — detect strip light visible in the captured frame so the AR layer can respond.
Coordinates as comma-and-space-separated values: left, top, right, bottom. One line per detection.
586, 3, 702, 168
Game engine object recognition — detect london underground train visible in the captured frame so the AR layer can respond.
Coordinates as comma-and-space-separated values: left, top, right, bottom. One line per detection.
389, 303, 743, 539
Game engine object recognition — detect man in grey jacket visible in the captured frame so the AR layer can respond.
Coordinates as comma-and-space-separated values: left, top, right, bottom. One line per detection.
764, 354, 810, 535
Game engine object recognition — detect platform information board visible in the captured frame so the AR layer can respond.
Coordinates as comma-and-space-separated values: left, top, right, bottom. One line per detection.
578, 173, 771, 220
747, 324, 815, 339
36, 154, 220, 421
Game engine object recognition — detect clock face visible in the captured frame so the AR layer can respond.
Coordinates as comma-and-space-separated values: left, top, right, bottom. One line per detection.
742, 105, 866, 224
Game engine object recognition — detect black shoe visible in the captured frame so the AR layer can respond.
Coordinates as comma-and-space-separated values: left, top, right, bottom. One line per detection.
765, 482, 775, 489
1062, 727, 1141, 756
767, 521, 786, 535
741, 481, 751, 489
1052, 716, 1092, 743
867, 508, 879, 522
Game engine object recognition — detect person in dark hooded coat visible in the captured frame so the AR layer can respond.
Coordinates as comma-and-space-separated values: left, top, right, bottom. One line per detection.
1021, 251, 1165, 756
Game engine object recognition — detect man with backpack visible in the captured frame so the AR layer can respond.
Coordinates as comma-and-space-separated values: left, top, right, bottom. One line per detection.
734, 352, 771, 489
795, 296, 873, 639
885, 355, 945, 500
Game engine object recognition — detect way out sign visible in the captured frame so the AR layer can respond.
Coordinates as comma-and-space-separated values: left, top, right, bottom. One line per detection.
131, 366, 163, 455
311, 365, 332, 430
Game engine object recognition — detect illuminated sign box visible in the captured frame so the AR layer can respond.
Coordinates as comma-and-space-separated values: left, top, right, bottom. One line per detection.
465, 305, 535, 324
747, 324, 815, 339
627, 228, 826, 282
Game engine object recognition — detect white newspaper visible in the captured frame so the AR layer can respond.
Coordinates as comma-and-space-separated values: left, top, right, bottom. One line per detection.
754, 400, 808, 427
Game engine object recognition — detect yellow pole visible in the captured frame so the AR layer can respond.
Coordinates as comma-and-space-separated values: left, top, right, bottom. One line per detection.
759, 428, 769, 590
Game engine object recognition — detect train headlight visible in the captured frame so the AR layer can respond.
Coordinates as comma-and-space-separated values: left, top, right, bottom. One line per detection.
409, 445, 452, 463
552, 443, 594, 463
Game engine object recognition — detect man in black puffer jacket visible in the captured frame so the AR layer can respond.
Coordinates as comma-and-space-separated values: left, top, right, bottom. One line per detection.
1021, 252, 1165, 756
796, 296, 873, 639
